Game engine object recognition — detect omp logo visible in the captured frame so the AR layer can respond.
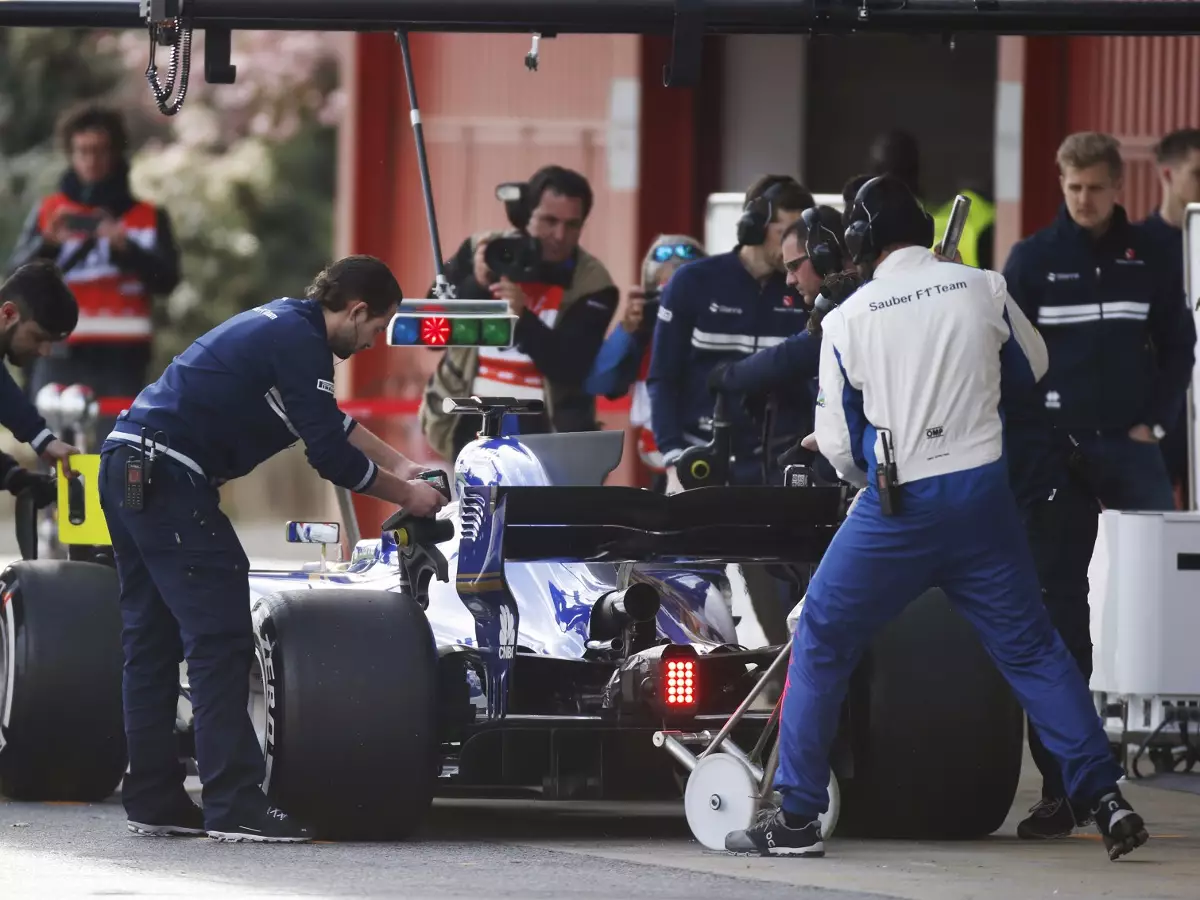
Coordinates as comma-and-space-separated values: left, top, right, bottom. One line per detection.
316, 379, 335, 395
925, 426, 944, 439
497, 606, 516, 661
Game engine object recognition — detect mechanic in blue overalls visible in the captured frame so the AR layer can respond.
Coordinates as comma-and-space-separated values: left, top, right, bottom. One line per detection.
724, 176, 1149, 862
97, 256, 449, 843
0, 260, 82, 476
647, 175, 815, 491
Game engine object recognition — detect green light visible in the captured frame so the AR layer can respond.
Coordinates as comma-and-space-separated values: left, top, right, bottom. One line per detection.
481, 318, 513, 346
451, 317, 480, 345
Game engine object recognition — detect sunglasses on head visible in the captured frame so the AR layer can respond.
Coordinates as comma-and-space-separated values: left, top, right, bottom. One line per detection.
652, 243, 701, 263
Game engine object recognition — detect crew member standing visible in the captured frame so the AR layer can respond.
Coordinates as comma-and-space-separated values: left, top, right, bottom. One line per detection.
1002, 132, 1195, 839
648, 175, 815, 490
1141, 128, 1200, 507
724, 176, 1148, 862
98, 256, 447, 843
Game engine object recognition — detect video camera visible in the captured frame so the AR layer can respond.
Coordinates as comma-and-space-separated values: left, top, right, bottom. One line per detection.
483, 182, 547, 283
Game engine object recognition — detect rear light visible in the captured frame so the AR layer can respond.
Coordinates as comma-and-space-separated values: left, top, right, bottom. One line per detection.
664, 658, 697, 707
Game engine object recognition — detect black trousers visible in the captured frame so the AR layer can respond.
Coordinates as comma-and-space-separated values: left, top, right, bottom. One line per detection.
1022, 431, 1177, 798
98, 443, 264, 829
1022, 474, 1098, 799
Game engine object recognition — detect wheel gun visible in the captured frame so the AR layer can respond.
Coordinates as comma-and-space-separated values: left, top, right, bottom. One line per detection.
939, 194, 972, 263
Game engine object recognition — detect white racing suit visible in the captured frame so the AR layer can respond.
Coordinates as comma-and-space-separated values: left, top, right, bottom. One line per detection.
774, 246, 1124, 821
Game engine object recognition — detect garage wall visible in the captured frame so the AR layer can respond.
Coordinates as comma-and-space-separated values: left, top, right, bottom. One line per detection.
804, 34, 998, 206
719, 35, 807, 193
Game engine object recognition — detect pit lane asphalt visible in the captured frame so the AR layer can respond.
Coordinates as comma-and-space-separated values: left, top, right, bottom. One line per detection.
3, 756, 1199, 900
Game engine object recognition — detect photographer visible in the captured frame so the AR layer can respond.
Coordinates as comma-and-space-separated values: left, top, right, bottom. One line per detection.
7, 105, 180, 436
584, 235, 706, 483
647, 175, 815, 491
419, 166, 619, 463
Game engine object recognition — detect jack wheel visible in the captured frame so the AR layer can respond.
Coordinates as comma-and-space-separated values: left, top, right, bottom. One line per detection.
682, 753, 840, 851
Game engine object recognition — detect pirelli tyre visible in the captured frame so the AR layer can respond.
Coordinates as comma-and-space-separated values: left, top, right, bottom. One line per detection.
249, 589, 439, 841
0, 560, 127, 802
836, 588, 1024, 839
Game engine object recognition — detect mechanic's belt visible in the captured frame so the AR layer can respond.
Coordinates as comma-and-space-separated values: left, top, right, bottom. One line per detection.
105, 430, 208, 480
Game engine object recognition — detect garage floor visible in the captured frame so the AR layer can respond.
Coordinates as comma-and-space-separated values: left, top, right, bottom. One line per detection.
2, 746, 1197, 899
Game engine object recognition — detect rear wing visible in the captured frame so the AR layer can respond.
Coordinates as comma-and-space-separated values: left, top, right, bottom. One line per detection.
487, 484, 846, 564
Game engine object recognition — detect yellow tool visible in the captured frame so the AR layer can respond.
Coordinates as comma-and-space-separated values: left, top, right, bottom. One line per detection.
55, 455, 112, 546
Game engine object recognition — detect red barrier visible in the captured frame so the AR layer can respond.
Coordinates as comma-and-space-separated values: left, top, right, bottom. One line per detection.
96, 394, 633, 418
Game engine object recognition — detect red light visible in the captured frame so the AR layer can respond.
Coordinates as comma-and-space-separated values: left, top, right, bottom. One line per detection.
421, 316, 451, 345
664, 658, 697, 707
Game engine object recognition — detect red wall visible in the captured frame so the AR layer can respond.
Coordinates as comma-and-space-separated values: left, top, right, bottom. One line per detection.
343, 33, 717, 534
1021, 35, 1200, 235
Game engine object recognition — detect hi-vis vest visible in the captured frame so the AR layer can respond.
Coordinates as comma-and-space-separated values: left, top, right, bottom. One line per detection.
37, 193, 158, 344
931, 190, 996, 269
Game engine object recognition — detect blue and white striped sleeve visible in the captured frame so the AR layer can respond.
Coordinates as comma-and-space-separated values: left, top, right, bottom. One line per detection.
813, 313, 868, 488
991, 270, 1048, 386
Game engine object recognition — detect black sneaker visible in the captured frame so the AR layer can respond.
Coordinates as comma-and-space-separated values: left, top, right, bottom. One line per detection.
206, 806, 313, 843
1016, 797, 1077, 840
1090, 789, 1149, 861
724, 807, 824, 857
127, 797, 207, 837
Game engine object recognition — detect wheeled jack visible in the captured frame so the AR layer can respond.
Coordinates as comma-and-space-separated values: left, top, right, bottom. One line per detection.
653, 636, 841, 850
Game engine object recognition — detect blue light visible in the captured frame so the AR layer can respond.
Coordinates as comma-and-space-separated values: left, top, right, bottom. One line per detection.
390, 315, 420, 345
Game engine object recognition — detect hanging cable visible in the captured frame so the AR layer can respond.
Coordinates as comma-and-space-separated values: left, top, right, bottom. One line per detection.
144, 1, 194, 116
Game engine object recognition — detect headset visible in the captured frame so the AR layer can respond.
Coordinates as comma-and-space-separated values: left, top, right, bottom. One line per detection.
801, 206, 847, 279
736, 176, 800, 247
843, 176, 935, 267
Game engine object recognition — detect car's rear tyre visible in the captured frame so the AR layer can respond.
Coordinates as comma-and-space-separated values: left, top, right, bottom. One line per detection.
836, 588, 1024, 839
0, 560, 126, 801
250, 589, 439, 841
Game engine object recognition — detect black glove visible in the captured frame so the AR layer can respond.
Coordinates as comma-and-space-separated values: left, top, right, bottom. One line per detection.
4, 467, 57, 509
707, 362, 732, 394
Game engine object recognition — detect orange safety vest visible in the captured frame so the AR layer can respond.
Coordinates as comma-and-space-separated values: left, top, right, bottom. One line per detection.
474, 283, 564, 396
37, 193, 159, 344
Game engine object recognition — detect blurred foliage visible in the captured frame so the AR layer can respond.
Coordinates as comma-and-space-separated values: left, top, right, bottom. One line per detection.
0, 29, 131, 260
0, 27, 342, 380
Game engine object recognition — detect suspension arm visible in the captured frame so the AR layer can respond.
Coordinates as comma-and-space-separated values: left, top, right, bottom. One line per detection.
3, 0, 1200, 35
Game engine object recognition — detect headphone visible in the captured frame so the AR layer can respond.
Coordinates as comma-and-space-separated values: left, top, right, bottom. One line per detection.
843, 176, 935, 267
736, 177, 798, 247
801, 206, 847, 279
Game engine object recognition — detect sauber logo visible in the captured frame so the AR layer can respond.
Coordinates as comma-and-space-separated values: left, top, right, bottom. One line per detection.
316, 379, 335, 395
498, 606, 516, 660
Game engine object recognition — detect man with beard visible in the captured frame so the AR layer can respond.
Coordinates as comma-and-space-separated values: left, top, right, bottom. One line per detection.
96, 256, 447, 844
0, 260, 82, 476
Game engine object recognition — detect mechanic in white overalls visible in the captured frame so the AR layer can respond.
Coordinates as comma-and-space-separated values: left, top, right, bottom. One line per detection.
724, 176, 1148, 862
96, 257, 447, 843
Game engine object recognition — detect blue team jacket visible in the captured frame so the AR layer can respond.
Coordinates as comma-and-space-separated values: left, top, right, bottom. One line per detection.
1002, 204, 1194, 434
646, 251, 810, 465
106, 298, 378, 491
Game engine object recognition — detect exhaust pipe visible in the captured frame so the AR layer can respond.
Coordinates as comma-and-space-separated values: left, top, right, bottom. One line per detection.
590, 582, 660, 642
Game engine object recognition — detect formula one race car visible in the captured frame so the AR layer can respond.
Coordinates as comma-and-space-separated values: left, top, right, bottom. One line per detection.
0, 387, 1024, 843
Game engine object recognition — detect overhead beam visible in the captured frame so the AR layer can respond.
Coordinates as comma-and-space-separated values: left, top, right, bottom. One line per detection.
2, 0, 1200, 35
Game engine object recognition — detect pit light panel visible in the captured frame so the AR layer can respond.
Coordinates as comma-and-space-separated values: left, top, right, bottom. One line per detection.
388, 300, 518, 349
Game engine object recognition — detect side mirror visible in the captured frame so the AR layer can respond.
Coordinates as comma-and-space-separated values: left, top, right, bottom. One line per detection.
285, 521, 341, 545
